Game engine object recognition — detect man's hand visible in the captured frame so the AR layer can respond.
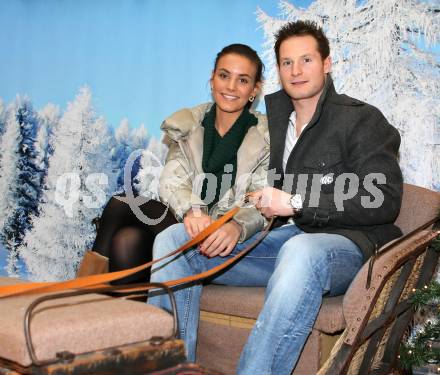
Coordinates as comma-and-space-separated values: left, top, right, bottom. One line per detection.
248, 187, 295, 218
183, 208, 213, 238
199, 221, 242, 258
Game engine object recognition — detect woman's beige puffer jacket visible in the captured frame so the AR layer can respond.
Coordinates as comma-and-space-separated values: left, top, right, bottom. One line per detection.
159, 102, 270, 242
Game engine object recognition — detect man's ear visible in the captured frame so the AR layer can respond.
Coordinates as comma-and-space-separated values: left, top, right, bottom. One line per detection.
323, 56, 332, 74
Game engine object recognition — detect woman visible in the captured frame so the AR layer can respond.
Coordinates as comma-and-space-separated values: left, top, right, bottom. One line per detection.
90, 43, 269, 283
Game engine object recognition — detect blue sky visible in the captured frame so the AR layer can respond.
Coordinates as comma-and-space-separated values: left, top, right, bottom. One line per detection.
0, 0, 312, 138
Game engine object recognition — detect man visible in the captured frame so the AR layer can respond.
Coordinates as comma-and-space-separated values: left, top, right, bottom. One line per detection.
149, 21, 403, 375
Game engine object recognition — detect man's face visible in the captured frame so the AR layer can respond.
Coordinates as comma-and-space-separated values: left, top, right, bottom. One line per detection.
277, 35, 331, 102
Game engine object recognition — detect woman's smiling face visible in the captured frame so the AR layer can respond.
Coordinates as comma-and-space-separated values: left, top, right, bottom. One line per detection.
211, 53, 260, 116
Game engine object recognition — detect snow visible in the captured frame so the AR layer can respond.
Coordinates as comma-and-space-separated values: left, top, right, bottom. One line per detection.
18, 87, 119, 281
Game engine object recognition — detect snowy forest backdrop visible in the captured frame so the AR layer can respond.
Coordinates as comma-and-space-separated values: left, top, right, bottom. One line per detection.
0, 0, 438, 281
0, 87, 167, 280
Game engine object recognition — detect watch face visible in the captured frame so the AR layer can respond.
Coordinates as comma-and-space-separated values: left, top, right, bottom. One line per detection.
290, 194, 302, 210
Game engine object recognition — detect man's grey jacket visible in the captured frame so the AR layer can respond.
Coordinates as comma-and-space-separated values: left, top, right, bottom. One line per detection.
265, 77, 403, 261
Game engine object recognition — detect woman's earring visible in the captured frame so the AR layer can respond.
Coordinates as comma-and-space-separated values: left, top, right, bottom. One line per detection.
249, 96, 255, 102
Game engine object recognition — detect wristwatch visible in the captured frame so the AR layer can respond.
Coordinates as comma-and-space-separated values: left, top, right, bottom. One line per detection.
289, 193, 303, 217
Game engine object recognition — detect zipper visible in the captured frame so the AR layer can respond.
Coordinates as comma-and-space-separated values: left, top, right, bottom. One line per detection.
178, 132, 269, 216
178, 137, 201, 176
250, 150, 270, 175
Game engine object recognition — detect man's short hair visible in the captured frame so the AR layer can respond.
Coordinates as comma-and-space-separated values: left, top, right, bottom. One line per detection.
274, 20, 330, 64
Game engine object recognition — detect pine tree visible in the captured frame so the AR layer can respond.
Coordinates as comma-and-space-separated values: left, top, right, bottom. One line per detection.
19, 87, 117, 281
133, 136, 167, 200
0, 97, 40, 276
0, 102, 22, 276
111, 119, 149, 192
127, 124, 149, 194
111, 118, 133, 190
34, 104, 60, 185
6, 104, 61, 278
0, 103, 20, 230
0, 98, 5, 137
131, 123, 149, 151
257, 0, 440, 190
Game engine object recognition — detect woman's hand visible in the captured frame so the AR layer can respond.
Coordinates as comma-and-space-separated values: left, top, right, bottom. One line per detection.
199, 220, 242, 258
183, 208, 213, 238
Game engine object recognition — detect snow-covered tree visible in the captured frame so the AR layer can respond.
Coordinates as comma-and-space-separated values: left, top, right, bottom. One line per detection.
0, 97, 40, 276
111, 118, 132, 189
0, 98, 5, 137
19, 87, 117, 281
133, 136, 168, 200
34, 103, 60, 185
258, 0, 440, 190
0, 104, 20, 231
111, 119, 149, 191
131, 123, 149, 151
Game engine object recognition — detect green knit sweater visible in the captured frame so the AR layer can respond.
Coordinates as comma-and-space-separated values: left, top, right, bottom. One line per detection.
201, 104, 258, 209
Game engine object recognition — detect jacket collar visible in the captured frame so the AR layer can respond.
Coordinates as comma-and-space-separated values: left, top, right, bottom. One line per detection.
161, 102, 270, 177
236, 121, 269, 179
161, 102, 269, 144
305, 74, 335, 128
160, 103, 211, 142
264, 89, 293, 174
264, 75, 335, 174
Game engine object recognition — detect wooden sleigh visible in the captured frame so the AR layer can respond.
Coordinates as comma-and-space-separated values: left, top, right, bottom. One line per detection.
0, 210, 243, 375
0, 279, 188, 375
1, 186, 438, 374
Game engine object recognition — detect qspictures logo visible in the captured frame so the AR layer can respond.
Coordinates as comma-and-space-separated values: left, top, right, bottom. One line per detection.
54, 149, 387, 223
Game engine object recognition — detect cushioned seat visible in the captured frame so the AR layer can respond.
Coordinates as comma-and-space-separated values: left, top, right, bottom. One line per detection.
196, 184, 440, 375
0, 277, 174, 367
200, 286, 345, 333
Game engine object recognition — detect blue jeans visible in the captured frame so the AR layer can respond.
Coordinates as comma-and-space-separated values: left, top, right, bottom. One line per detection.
149, 223, 363, 375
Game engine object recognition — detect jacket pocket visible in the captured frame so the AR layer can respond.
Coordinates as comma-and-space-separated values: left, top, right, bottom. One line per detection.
302, 152, 342, 172
301, 152, 342, 196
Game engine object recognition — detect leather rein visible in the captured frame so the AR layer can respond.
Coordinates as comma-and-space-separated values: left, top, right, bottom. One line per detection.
0, 206, 274, 298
